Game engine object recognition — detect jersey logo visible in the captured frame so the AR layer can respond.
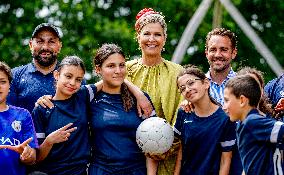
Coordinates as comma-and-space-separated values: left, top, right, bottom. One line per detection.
11, 120, 21, 132
184, 119, 193, 123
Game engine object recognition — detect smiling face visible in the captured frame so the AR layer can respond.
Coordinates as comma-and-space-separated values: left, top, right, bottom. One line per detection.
29, 29, 62, 67
205, 35, 237, 73
54, 65, 84, 100
0, 71, 10, 106
96, 53, 126, 94
137, 22, 166, 57
177, 74, 209, 104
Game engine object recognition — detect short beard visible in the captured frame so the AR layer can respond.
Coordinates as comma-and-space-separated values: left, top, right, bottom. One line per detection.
33, 52, 57, 67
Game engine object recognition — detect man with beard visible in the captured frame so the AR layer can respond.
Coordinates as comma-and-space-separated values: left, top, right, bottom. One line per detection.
205, 28, 238, 106
7, 23, 62, 113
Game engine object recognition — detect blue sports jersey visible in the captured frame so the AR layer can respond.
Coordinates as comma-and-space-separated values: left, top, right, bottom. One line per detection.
31, 85, 95, 175
237, 109, 284, 175
264, 73, 284, 106
0, 105, 38, 175
89, 88, 153, 173
174, 107, 236, 175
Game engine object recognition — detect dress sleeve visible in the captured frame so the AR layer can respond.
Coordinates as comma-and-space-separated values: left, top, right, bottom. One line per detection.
220, 119, 236, 152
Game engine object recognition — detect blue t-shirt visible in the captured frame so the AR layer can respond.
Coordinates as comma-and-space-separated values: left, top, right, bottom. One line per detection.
7, 63, 57, 113
89, 88, 153, 172
0, 105, 38, 175
264, 73, 284, 107
31, 85, 95, 175
174, 107, 236, 175
237, 109, 284, 175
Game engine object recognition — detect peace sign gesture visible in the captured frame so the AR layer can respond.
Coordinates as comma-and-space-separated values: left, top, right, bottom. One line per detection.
0, 137, 36, 164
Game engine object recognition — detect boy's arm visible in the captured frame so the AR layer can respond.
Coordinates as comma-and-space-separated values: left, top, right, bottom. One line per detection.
219, 151, 232, 175
174, 144, 182, 175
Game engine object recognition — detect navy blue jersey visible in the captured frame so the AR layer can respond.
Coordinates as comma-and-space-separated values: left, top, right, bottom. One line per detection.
264, 73, 284, 106
237, 109, 284, 175
7, 62, 86, 113
0, 106, 38, 175
31, 85, 95, 175
174, 107, 236, 175
89, 88, 152, 172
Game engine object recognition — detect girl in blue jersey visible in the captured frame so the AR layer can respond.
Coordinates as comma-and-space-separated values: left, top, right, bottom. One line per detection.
174, 65, 236, 175
89, 43, 155, 175
0, 61, 38, 175
31, 56, 96, 175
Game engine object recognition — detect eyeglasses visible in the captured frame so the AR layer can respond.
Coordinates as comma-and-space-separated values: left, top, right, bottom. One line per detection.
178, 78, 202, 93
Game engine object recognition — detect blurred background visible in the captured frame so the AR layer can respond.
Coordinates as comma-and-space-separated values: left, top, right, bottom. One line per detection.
0, 0, 283, 83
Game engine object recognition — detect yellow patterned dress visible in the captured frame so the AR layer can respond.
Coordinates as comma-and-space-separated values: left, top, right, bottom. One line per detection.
126, 58, 183, 175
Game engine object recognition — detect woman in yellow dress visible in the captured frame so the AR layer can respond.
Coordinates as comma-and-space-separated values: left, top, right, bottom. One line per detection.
126, 8, 183, 175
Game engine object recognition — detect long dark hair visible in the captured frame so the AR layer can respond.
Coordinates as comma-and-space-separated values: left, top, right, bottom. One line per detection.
93, 43, 134, 112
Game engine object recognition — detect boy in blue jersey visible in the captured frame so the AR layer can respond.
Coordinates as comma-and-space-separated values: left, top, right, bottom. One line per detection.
0, 61, 38, 175
223, 74, 284, 175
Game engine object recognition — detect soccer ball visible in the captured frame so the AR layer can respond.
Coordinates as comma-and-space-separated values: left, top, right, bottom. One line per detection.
136, 117, 174, 154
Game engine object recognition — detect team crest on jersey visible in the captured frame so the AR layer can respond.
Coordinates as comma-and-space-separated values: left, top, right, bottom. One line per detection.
11, 120, 21, 132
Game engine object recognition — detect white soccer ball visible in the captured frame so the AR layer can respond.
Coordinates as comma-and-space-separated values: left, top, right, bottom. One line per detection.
136, 117, 174, 154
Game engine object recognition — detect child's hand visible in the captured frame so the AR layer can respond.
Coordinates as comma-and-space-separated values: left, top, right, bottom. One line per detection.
0, 137, 33, 154
275, 98, 284, 112
180, 100, 194, 113
45, 123, 77, 145
0, 138, 36, 164
35, 95, 54, 109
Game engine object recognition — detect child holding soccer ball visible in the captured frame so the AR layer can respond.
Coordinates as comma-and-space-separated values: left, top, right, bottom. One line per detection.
174, 65, 236, 175
0, 61, 38, 175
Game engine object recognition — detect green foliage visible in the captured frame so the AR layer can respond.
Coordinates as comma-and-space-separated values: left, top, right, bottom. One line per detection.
0, 0, 283, 83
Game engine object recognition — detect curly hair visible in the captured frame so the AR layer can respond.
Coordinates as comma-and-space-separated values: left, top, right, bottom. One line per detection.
205, 28, 237, 51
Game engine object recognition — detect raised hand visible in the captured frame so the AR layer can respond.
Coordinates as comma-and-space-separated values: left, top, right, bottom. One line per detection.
0, 137, 33, 154
0, 137, 36, 163
45, 123, 77, 145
